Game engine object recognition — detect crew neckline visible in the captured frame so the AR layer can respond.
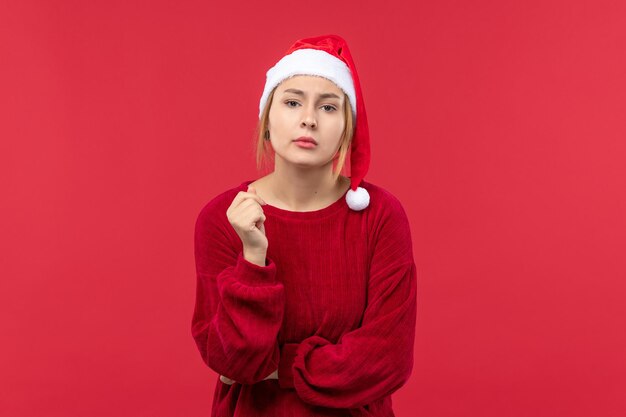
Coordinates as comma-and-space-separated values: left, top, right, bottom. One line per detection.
239, 179, 349, 219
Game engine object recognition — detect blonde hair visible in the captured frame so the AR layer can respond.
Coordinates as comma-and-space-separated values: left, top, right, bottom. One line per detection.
254, 85, 354, 182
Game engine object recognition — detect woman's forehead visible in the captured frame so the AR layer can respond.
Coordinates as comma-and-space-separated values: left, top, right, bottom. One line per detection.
279, 74, 343, 94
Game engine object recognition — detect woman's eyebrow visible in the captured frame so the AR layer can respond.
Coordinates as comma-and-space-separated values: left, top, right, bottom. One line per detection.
281, 88, 341, 100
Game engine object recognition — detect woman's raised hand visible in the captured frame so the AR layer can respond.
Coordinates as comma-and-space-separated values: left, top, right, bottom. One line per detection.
226, 185, 269, 259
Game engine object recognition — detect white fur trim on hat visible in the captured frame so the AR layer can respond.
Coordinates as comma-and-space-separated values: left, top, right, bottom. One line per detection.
259, 49, 357, 119
345, 186, 370, 211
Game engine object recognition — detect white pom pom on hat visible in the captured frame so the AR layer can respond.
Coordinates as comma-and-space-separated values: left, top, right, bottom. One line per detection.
259, 34, 371, 211
345, 186, 370, 211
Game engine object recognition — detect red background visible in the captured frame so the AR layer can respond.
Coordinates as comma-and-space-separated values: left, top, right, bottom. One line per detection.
1, 0, 625, 416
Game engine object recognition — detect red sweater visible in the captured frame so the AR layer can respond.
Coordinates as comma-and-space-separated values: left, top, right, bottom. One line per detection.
191, 179, 417, 416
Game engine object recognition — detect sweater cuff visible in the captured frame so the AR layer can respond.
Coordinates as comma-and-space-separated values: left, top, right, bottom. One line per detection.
234, 251, 277, 286
278, 343, 299, 389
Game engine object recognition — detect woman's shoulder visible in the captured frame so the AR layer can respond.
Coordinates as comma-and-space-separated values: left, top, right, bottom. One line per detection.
195, 181, 248, 231
360, 181, 414, 255
200, 181, 245, 208
360, 180, 409, 217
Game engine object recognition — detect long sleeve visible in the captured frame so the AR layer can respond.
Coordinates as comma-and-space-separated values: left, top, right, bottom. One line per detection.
191, 199, 285, 385
276, 197, 417, 408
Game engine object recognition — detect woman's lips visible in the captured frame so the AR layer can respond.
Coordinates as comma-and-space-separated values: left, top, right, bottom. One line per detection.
294, 140, 317, 148
295, 136, 317, 144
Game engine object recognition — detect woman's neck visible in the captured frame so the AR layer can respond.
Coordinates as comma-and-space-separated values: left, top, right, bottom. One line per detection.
259, 171, 350, 212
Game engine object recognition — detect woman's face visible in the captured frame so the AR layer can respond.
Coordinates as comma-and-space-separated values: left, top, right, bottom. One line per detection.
267, 75, 346, 170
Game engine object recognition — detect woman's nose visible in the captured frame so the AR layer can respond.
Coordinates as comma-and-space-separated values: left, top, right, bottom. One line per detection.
301, 113, 317, 128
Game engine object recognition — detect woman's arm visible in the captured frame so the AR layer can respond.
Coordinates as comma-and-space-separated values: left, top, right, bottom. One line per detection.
191, 199, 285, 385
276, 197, 417, 408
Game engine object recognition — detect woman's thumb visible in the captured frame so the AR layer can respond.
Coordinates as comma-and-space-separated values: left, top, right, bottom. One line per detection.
247, 185, 267, 205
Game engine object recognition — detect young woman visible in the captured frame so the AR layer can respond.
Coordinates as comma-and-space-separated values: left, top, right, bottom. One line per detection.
191, 34, 417, 417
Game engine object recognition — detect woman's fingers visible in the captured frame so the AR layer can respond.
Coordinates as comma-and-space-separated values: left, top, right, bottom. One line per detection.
262, 369, 279, 380
220, 375, 236, 385
230, 189, 266, 211
220, 369, 278, 385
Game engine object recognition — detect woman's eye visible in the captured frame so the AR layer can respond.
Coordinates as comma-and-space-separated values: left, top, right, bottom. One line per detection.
285, 101, 335, 112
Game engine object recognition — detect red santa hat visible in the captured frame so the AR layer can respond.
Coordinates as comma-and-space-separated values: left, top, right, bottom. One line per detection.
258, 34, 371, 211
